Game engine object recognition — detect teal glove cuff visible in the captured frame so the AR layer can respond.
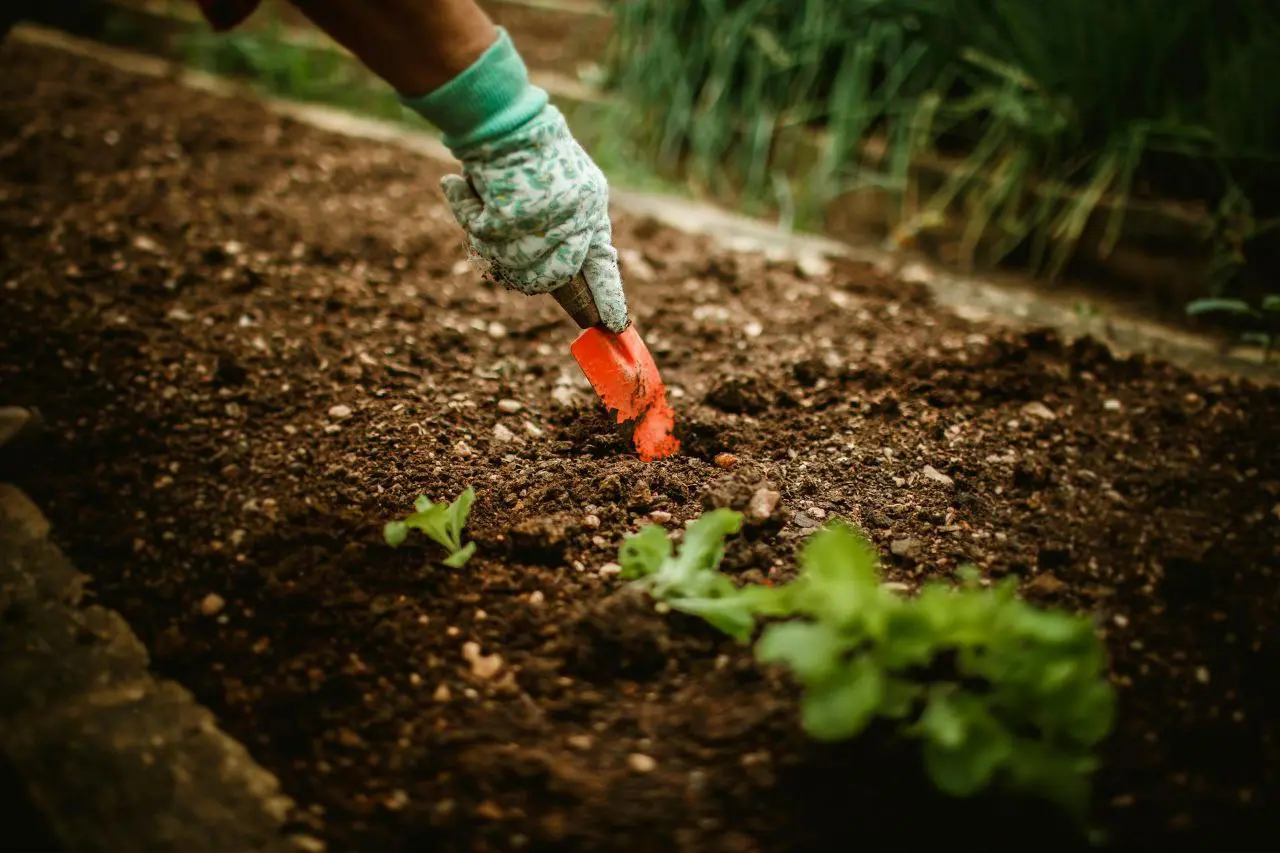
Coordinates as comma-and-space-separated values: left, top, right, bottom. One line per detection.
399, 28, 549, 157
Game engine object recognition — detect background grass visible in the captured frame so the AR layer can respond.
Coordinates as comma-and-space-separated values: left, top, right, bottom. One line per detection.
606, 0, 1280, 297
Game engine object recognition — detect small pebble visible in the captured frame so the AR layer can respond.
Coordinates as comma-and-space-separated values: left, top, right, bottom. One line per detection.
492, 423, 517, 442
583, 514, 601, 528
200, 593, 226, 617
453, 440, 474, 458
921, 465, 954, 487
746, 488, 781, 523
461, 642, 503, 679
793, 512, 820, 528
649, 510, 673, 523
627, 753, 658, 774
1104, 399, 1123, 412
327, 404, 352, 420
598, 562, 622, 576
714, 453, 739, 470
528, 591, 545, 605
522, 420, 544, 438
433, 683, 452, 702
1020, 401, 1057, 421
890, 538, 923, 560
497, 399, 523, 413
487, 321, 507, 339
568, 734, 594, 750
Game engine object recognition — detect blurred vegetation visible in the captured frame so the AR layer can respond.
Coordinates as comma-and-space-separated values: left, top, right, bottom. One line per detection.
606, 0, 1280, 296
170, 6, 678, 192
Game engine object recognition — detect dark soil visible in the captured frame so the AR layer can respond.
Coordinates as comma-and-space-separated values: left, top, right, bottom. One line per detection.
3, 39, 1280, 853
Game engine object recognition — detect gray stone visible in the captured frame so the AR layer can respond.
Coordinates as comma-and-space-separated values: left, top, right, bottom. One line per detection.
890, 538, 923, 560
5, 681, 295, 853
0, 486, 297, 852
0, 604, 150, 718
921, 465, 954, 487
0, 533, 90, 614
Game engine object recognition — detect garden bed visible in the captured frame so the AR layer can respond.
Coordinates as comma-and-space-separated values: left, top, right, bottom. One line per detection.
3, 39, 1280, 853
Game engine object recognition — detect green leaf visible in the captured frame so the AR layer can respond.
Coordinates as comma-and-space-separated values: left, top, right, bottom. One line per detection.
880, 677, 923, 719
1005, 739, 1095, 818
919, 687, 968, 749
920, 698, 1015, 796
384, 520, 408, 548
880, 607, 942, 669
442, 540, 477, 568
1186, 297, 1260, 318
671, 593, 760, 643
620, 525, 672, 580
446, 487, 475, 552
736, 583, 796, 618
404, 504, 451, 550
385, 489, 476, 566
793, 521, 882, 628
799, 655, 886, 741
756, 620, 846, 681
665, 509, 743, 591
1063, 679, 1117, 745
1262, 294, 1280, 313
1005, 604, 1088, 646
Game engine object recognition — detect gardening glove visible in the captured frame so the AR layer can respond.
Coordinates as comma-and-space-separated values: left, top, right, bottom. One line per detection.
402, 29, 628, 333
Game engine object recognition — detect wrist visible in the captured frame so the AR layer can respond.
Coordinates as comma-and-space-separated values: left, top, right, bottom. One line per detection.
400, 27, 549, 157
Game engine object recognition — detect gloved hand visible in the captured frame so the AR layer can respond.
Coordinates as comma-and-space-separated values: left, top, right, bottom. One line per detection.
403, 29, 628, 332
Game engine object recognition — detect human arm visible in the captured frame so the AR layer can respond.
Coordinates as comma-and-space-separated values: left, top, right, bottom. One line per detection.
213, 0, 628, 331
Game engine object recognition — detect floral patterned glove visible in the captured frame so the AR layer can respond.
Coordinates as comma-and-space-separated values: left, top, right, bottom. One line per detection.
402, 29, 628, 332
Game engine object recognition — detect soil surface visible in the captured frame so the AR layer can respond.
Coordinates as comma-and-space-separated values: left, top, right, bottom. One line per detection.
3, 40, 1280, 853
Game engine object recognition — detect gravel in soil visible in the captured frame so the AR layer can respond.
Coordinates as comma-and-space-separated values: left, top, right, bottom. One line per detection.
3, 40, 1280, 853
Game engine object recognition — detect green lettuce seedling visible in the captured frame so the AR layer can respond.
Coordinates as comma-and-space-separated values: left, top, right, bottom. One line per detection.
615, 511, 1116, 824
619, 508, 783, 641
757, 522, 1114, 819
384, 487, 476, 568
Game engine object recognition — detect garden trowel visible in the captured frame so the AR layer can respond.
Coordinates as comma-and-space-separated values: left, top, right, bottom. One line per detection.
550, 274, 680, 461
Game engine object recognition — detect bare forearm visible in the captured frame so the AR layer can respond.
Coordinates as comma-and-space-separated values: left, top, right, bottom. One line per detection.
287, 0, 498, 95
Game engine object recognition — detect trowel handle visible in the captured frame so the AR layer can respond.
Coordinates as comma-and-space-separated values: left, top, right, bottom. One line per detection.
551, 274, 602, 330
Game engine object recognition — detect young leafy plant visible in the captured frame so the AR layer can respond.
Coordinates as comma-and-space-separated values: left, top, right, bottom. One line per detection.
383, 487, 476, 568
615, 511, 1116, 824
756, 522, 1114, 821
619, 508, 783, 641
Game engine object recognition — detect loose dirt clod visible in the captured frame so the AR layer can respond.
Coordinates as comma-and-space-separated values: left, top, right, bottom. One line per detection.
462, 642, 503, 680
199, 592, 226, 616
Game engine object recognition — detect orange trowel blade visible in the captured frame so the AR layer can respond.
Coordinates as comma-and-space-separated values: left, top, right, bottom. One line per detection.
570, 325, 680, 461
